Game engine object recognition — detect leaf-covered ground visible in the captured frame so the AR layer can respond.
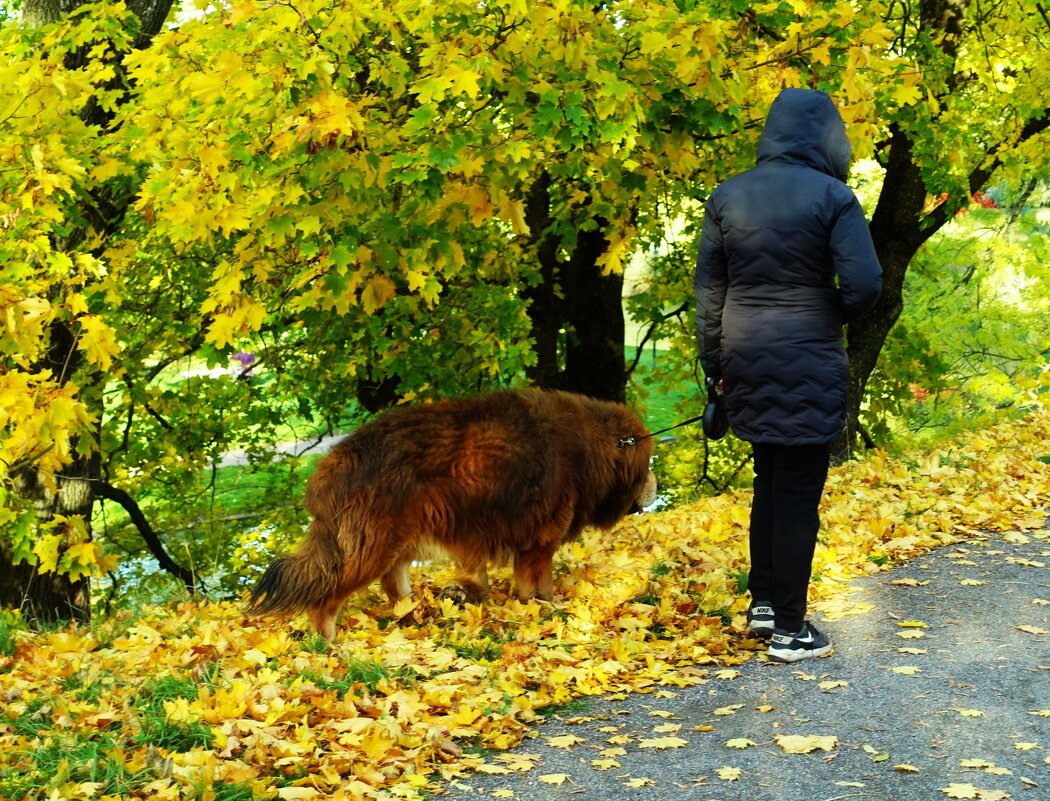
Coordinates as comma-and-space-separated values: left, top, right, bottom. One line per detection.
2, 411, 1050, 800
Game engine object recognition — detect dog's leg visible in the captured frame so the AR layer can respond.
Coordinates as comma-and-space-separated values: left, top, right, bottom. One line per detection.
512, 544, 558, 601
380, 560, 412, 603
457, 561, 489, 601
307, 597, 345, 641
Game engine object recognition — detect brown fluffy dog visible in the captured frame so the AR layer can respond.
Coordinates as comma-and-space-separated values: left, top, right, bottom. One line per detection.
246, 389, 658, 638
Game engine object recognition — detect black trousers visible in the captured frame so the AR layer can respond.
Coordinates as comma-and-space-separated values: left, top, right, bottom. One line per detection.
747, 441, 832, 634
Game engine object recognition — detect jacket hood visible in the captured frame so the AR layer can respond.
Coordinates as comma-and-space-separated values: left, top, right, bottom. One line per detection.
756, 89, 852, 181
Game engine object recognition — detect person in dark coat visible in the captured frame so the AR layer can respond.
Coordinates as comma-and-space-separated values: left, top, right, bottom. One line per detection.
694, 88, 882, 662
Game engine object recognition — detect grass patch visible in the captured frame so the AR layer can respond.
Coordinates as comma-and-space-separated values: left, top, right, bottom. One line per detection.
134, 675, 214, 752
534, 697, 595, 718
0, 734, 140, 798
298, 659, 416, 699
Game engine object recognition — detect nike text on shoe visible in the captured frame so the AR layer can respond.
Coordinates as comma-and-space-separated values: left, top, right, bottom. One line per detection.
746, 602, 775, 639
767, 621, 833, 663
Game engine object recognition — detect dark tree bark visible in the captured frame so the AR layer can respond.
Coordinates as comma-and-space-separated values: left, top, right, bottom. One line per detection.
2, 0, 177, 624
837, 0, 1050, 458
523, 172, 627, 403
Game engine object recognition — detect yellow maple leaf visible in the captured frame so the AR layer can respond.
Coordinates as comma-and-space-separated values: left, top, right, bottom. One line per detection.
491, 791, 514, 799
713, 704, 743, 716
941, 783, 980, 799
1016, 625, 1050, 635
775, 734, 839, 754
652, 723, 681, 734
78, 315, 120, 371
361, 275, 396, 315
956, 708, 984, 718
32, 533, 63, 573
894, 764, 921, 773
637, 736, 688, 750
591, 758, 619, 770
725, 738, 755, 749
624, 777, 655, 788
890, 665, 922, 675
715, 766, 741, 781
546, 734, 584, 749
647, 709, 675, 718
538, 774, 569, 785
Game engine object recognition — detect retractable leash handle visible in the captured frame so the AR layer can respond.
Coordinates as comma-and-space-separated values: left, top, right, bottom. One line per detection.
702, 377, 730, 440
617, 378, 729, 448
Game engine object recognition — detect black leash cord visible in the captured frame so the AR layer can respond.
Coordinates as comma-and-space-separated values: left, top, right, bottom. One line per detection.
618, 414, 703, 448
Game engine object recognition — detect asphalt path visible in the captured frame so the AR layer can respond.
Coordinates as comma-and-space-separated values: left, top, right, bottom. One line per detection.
440, 525, 1050, 801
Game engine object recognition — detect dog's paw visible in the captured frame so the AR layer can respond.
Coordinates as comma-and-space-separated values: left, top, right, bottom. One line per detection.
438, 585, 470, 606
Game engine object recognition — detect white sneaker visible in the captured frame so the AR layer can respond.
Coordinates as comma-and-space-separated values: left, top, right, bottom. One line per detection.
767, 621, 833, 662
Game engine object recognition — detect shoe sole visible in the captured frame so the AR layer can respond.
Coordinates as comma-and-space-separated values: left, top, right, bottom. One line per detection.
767, 643, 834, 663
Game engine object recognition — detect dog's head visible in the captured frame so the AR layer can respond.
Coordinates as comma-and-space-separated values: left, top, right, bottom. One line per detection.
630, 469, 659, 514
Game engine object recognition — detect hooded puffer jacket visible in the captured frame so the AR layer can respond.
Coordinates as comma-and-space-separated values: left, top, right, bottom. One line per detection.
694, 89, 882, 445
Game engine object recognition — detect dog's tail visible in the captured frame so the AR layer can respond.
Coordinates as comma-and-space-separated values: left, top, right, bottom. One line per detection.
245, 523, 342, 617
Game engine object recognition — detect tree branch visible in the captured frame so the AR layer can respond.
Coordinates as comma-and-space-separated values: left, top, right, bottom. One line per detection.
94, 481, 197, 594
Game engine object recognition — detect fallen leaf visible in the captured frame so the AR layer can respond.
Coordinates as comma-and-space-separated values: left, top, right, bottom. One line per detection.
725, 738, 756, 749
1016, 625, 1050, 635
941, 783, 980, 799
775, 734, 839, 754
715, 766, 741, 781
957, 708, 984, 717
713, 704, 743, 716
715, 669, 740, 679
652, 723, 681, 734
959, 579, 986, 586
492, 791, 514, 799
591, 758, 620, 770
546, 734, 584, 749
819, 680, 848, 690
1013, 742, 1038, 750
894, 764, 921, 773
637, 736, 688, 750
624, 777, 655, 788
890, 665, 922, 675
539, 774, 569, 785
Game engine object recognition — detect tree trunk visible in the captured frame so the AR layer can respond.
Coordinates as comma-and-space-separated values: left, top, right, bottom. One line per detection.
523, 173, 627, 403
2, 0, 176, 623
2, 454, 97, 625
837, 125, 939, 457
560, 225, 626, 403
836, 0, 970, 459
